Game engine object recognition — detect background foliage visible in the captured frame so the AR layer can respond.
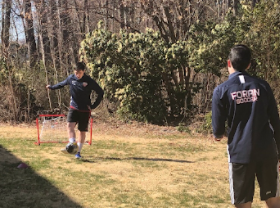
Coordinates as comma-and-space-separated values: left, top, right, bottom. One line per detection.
1, 0, 280, 127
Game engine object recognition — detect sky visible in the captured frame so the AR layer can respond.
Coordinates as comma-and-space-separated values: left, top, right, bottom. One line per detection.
0, 0, 27, 43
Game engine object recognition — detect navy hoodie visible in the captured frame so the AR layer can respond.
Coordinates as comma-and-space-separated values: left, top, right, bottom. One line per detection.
49, 74, 104, 111
212, 71, 280, 163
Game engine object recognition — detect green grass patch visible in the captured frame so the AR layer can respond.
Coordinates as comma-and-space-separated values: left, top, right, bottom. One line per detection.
0, 124, 267, 207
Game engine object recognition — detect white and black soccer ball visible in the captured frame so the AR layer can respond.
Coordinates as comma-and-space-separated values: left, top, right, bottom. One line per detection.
66, 142, 78, 154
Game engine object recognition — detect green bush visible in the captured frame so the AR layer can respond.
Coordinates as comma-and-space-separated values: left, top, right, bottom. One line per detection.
197, 111, 213, 135
80, 22, 193, 124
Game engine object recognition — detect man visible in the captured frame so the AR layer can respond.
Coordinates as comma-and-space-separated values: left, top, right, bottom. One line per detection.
212, 44, 280, 208
46, 62, 104, 159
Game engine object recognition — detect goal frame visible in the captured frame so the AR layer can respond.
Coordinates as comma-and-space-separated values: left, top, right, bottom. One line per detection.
35, 114, 93, 145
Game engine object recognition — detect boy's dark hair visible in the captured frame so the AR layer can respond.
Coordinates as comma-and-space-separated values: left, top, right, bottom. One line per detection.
75, 62, 86, 71
229, 44, 251, 71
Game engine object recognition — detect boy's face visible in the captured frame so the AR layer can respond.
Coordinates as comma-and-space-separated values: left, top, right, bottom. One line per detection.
74, 69, 85, 79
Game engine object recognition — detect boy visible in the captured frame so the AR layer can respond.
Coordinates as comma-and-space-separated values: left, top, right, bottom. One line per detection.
212, 45, 280, 207
46, 62, 104, 159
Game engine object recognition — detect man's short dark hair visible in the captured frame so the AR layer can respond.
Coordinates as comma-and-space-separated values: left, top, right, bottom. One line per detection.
229, 44, 251, 71
76, 62, 86, 71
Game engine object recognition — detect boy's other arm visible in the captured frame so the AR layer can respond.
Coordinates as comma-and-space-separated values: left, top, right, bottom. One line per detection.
212, 87, 227, 140
267, 85, 280, 159
90, 80, 104, 110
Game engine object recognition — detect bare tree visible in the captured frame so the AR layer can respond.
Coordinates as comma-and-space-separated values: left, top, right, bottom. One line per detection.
33, 0, 53, 111
1, 0, 11, 50
1, 0, 19, 122
24, 0, 38, 68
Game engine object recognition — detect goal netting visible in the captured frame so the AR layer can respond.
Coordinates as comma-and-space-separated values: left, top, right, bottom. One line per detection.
35, 114, 93, 145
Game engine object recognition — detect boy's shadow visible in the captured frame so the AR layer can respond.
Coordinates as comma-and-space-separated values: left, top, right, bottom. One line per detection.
0, 145, 83, 208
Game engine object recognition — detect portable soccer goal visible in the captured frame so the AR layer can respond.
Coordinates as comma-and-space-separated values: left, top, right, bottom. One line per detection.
35, 114, 93, 145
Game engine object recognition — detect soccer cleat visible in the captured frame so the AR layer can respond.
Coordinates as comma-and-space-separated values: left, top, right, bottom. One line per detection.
75, 152, 82, 159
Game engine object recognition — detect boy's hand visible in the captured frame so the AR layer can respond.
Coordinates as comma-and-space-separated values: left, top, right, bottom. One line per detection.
208, 136, 222, 143
46, 85, 51, 89
213, 135, 223, 142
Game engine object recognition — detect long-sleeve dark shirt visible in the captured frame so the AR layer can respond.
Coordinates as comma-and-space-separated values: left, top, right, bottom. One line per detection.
49, 74, 104, 111
212, 71, 280, 163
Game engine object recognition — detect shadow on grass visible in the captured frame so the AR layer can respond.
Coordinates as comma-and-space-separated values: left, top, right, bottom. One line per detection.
82, 156, 194, 163
0, 145, 82, 208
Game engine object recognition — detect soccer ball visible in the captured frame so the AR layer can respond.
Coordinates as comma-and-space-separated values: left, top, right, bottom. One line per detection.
65, 142, 78, 154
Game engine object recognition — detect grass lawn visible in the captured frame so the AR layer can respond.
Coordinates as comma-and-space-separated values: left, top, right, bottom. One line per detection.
0, 121, 265, 208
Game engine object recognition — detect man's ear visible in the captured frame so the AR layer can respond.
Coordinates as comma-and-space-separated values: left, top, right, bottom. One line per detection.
246, 62, 251, 70
227, 60, 231, 68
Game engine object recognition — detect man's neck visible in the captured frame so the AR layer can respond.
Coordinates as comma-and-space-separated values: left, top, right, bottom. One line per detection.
228, 67, 237, 75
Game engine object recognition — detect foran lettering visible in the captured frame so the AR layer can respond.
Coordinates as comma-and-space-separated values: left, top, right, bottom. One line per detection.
231, 89, 260, 104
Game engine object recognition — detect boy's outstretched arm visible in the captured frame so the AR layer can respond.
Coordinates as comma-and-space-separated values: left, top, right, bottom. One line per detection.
46, 79, 68, 90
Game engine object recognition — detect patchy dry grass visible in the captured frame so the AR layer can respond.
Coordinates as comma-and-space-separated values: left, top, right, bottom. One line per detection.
0, 121, 266, 208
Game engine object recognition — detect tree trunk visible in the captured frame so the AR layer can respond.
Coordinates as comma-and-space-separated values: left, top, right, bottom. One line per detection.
119, 0, 125, 29
163, 6, 176, 43
252, 0, 259, 8
49, 0, 62, 108
58, 0, 77, 69
35, 0, 53, 111
111, 0, 116, 32
35, 0, 51, 65
39, 30, 53, 111
233, 0, 239, 16
84, 0, 89, 34
49, 0, 60, 70
25, 0, 38, 68
104, 0, 109, 29
1, 0, 11, 50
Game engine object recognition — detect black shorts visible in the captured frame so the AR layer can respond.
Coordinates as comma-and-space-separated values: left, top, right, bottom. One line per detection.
67, 108, 90, 131
229, 158, 280, 205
